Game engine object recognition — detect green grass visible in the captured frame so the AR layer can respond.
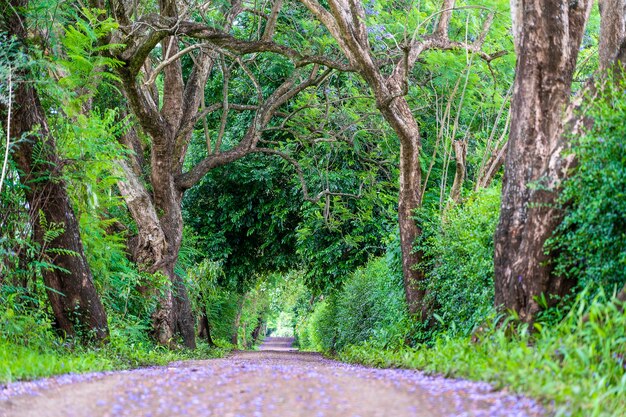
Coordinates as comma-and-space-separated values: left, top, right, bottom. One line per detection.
337, 291, 626, 417
0, 336, 228, 383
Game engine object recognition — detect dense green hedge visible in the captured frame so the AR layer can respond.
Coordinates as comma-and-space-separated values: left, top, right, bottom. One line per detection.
297, 256, 410, 352
417, 187, 501, 338
550, 75, 626, 292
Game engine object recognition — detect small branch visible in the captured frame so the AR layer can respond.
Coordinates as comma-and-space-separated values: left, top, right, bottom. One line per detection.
433, 0, 456, 39
210, 46, 264, 104
143, 42, 210, 86
200, 89, 212, 155
262, 0, 283, 41
242, 8, 269, 20
0, 69, 12, 196
475, 12, 495, 48
214, 58, 234, 155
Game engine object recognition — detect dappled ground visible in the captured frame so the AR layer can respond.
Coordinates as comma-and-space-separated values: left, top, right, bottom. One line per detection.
0, 338, 544, 417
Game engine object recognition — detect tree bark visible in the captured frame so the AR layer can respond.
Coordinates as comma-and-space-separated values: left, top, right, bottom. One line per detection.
232, 296, 245, 347
379, 102, 427, 317
599, 0, 626, 71
116, 138, 196, 348
449, 139, 467, 204
197, 308, 215, 346
2, 0, 109, 342
251, 317, 264, 343
494, 0, 592, 322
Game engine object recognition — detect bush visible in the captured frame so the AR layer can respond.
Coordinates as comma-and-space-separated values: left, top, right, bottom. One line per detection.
334, 257, 408, 349
303, 296, 339, 352
339, 287, 626, 417
550, 74, 626, 292
417, 186, 501, 338
297, 256, 410, 352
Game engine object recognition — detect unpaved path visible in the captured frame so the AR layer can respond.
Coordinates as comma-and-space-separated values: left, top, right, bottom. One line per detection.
0, 337, 544, 417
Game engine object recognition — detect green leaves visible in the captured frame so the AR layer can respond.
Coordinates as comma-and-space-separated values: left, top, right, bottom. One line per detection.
549, 72, 626, 291
416, 186, 501, 339
54, 8, 122, 115
297, 256, 410, 352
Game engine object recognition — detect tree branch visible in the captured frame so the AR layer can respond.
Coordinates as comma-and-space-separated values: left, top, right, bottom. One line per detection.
253, 147, 363, 203
115, 14, 355, 75
143, 42, 211, 86
262, 0, 283, 41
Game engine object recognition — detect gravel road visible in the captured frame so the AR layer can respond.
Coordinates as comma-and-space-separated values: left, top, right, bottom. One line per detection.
0, 337, 545, 417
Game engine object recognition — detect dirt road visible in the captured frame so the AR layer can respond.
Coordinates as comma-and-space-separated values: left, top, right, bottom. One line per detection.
0, 338, 544, 417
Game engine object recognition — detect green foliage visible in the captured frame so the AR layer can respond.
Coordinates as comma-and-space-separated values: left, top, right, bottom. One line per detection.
297, 296, 339, 352
186, 258, 238, 346
339, 288, 626, 417
417, 186, 501, 338
49, 8, 122, 115
264, 272, 308, 337
185, 258, 276, 348
549, 74, 626, 292
0, 283, 226, 383
297, 257, 410, 352
183, 155, 303, 290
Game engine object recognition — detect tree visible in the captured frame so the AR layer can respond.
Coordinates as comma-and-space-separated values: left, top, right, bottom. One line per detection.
0, 0, 109, 342
99, 0, 348, 347
494, 0, 626, 322
298, 0, 506, 317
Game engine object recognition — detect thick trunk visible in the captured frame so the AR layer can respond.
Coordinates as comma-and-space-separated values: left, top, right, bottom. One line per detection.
494, 0, 592, 322
116, 153, 196, 348
4, 0, 108, 341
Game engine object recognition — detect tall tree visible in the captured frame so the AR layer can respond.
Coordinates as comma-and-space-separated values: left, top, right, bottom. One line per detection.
299, 0, 504, 317
495, 0, 626, 322
102, 0, 346, 347
0, 0, 109, 341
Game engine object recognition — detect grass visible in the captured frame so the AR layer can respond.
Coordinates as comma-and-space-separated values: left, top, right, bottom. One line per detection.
337, 291, 626, 417
0, 330, 228, 383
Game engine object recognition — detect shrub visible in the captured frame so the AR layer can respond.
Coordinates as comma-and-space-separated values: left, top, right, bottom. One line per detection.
417, 186, 501, 338
334, 257, 408, 349
549, 74, 626, 292
297, 256, 410, 352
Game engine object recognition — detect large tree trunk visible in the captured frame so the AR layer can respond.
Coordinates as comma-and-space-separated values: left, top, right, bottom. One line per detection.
494, 0, 592, 322
2, 0, 108, 342
116, 149, 196, 348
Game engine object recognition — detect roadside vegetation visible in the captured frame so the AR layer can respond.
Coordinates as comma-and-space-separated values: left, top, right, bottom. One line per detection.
1, 1, 624, 416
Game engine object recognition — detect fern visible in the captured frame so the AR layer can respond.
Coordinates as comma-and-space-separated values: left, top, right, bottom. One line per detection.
46, 248, 79, 257
39, 211, 66, 245
55, 8, 123, 115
